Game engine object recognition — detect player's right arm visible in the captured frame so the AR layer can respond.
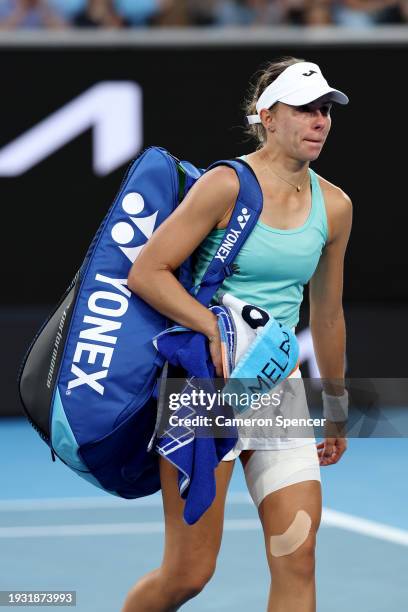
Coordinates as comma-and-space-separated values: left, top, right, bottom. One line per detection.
127, 166, 239, 375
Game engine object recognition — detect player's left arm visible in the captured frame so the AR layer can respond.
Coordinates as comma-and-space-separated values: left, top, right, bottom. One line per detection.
309, 187, 353, 465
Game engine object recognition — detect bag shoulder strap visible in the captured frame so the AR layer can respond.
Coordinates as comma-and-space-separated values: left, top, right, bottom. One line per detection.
194, 159, 263, 306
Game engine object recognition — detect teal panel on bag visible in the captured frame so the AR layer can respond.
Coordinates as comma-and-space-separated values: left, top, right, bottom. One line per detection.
51, 389, 114, 492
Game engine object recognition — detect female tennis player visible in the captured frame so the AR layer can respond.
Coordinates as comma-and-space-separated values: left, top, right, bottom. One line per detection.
123, 56, 352, 612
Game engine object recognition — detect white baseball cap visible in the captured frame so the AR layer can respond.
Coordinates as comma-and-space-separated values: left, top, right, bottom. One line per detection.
246, 61, 349, 125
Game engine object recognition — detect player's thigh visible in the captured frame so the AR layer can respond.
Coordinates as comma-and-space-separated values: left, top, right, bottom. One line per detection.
259, 478, 322, 544
159, 454, 235, 572
260, 479, 322, 580
241, 446, 322, 570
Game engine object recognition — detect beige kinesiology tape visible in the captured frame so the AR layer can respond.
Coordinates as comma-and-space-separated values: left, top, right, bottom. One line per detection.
270, 510, 312, 557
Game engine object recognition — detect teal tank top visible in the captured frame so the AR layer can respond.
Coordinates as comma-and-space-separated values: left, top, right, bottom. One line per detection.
193, 163, 328, 329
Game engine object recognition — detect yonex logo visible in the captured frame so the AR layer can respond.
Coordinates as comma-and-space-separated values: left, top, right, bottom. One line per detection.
237, 207, 250, 229
110, 192, 158, 263
302, 70, 317, 77
215, 207, 251, 263
67, 275, 131, 395
66, 192, 159, 395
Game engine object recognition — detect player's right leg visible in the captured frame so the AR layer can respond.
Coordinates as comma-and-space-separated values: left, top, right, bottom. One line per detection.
122, 454, 235, 612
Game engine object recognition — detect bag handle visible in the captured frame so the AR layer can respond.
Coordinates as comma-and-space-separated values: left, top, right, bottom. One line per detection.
194, 159, 263, 306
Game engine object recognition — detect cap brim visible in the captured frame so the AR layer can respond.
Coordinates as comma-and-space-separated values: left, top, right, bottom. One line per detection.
280, 86, 349, 106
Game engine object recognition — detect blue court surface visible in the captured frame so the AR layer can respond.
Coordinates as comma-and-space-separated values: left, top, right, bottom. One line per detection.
1, 417, 407, 611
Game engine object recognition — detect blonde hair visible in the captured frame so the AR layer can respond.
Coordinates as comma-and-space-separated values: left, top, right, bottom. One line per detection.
242, 56, 305, 148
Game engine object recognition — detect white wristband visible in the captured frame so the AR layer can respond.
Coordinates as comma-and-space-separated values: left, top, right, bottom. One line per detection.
322, 389, 349, 422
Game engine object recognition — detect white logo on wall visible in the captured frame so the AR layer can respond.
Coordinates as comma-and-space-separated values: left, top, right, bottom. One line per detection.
0, 81, 142, 176
297, 327, 320, 379
297, 327, 348, 382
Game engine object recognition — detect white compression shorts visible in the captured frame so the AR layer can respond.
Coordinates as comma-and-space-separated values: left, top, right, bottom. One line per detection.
225, 444, 321, 508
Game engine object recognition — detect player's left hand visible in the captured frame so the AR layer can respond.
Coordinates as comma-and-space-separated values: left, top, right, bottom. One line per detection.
316, 437, 347, 466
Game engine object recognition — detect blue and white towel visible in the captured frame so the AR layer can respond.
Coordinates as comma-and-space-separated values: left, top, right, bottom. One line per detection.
153, 293, 299, 525
218, 294, 299, 413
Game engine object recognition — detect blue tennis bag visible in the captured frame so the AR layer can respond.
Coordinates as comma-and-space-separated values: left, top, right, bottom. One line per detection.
18, 145, 272, 499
